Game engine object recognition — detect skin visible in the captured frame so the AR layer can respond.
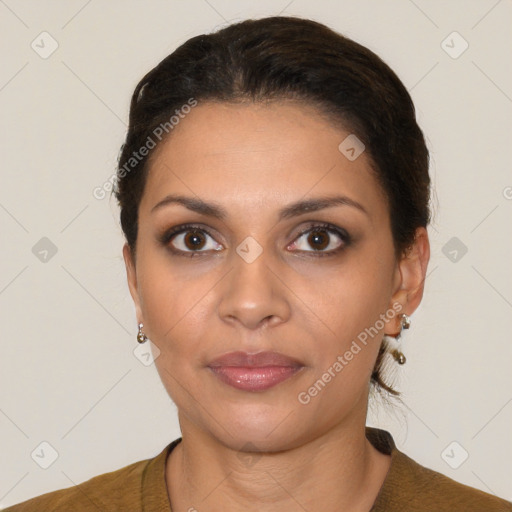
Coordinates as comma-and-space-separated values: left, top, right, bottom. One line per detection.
123, 101, 430, 512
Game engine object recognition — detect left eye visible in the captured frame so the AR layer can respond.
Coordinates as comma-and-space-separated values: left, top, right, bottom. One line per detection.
289, 225, 349, 254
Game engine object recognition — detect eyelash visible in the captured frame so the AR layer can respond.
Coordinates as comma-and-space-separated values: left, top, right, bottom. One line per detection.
158, 222, 351, 258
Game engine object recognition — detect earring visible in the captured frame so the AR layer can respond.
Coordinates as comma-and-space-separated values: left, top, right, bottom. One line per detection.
400, 313, 411, 331
137, 322, 148, 344
386, 313, 411, 365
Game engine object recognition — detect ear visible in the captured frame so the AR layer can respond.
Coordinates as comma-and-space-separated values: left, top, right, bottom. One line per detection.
123, 243, 143, 323
385, 227, 430, 335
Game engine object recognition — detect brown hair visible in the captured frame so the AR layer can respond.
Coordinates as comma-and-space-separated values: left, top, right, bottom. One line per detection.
114, 16, 430, 396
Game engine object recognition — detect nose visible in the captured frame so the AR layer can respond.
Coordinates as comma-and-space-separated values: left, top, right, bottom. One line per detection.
217, 242, 291, 330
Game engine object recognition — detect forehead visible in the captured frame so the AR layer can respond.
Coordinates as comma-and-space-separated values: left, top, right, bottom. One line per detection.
140, 101, 388, 222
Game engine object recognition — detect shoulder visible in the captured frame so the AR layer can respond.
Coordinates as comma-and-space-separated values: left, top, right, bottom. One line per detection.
366, 428, 512, 512
394, 450, 512, 511
3, 451, 156, 511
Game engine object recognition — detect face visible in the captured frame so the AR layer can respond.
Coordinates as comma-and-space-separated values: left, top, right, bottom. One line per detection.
124, 101, 427, 452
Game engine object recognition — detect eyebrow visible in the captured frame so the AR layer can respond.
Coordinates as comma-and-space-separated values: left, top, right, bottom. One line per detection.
150, 193, 368, 220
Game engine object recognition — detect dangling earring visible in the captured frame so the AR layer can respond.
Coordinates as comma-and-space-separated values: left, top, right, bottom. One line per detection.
137, 322, 148, 344
385, 313, 411, 365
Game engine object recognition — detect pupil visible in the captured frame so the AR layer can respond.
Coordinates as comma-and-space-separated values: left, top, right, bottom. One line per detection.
309, 230, 328, 250
185, 231, 205, 249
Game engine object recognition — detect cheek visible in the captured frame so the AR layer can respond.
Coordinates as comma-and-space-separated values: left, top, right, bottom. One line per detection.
296, 266, 394, 416
317, 250, 394, 330
301, 248, 396, 387
135, 250, 206, 348
137, 261, 210, 402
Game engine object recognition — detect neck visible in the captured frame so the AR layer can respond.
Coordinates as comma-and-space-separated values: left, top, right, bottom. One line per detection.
166, 413, 391, 512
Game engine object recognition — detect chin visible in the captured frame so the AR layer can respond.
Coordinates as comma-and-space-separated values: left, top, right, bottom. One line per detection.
203, 402, 304, 451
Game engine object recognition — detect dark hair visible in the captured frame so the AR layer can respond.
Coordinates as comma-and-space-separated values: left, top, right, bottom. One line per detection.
114, 15, 430, 396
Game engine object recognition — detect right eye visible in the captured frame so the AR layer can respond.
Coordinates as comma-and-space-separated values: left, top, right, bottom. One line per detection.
160, 224, 223, 257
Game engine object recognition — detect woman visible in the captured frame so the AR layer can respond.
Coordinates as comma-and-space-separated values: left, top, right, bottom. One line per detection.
6, 15, 511, 512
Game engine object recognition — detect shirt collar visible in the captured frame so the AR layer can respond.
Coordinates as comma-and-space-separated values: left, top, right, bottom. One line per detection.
141, 427, 399, 511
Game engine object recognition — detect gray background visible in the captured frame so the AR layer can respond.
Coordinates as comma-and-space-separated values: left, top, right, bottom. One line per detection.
1, 0, 511, 507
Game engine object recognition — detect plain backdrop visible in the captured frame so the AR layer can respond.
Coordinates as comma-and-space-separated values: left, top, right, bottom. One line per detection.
1, 0, 511, 508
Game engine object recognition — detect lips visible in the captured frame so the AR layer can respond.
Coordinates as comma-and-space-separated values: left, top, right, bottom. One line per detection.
208, 350, 303, 368
207, 351, 305, 392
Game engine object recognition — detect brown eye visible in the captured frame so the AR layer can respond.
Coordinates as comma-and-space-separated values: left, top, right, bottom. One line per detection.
163, 226, 223, 255
289, 223, 350, 256
307, 229, 330, 251
183, 230, 207, 250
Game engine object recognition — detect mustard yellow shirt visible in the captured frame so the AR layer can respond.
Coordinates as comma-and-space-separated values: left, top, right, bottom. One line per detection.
4, 428, 511, 511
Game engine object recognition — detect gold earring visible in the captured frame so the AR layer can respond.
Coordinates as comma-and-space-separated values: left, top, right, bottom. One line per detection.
387, 313, 411, 365
137, 322, 148, 344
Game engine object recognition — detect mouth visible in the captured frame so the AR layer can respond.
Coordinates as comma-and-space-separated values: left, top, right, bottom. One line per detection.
207, 351, 305, 392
